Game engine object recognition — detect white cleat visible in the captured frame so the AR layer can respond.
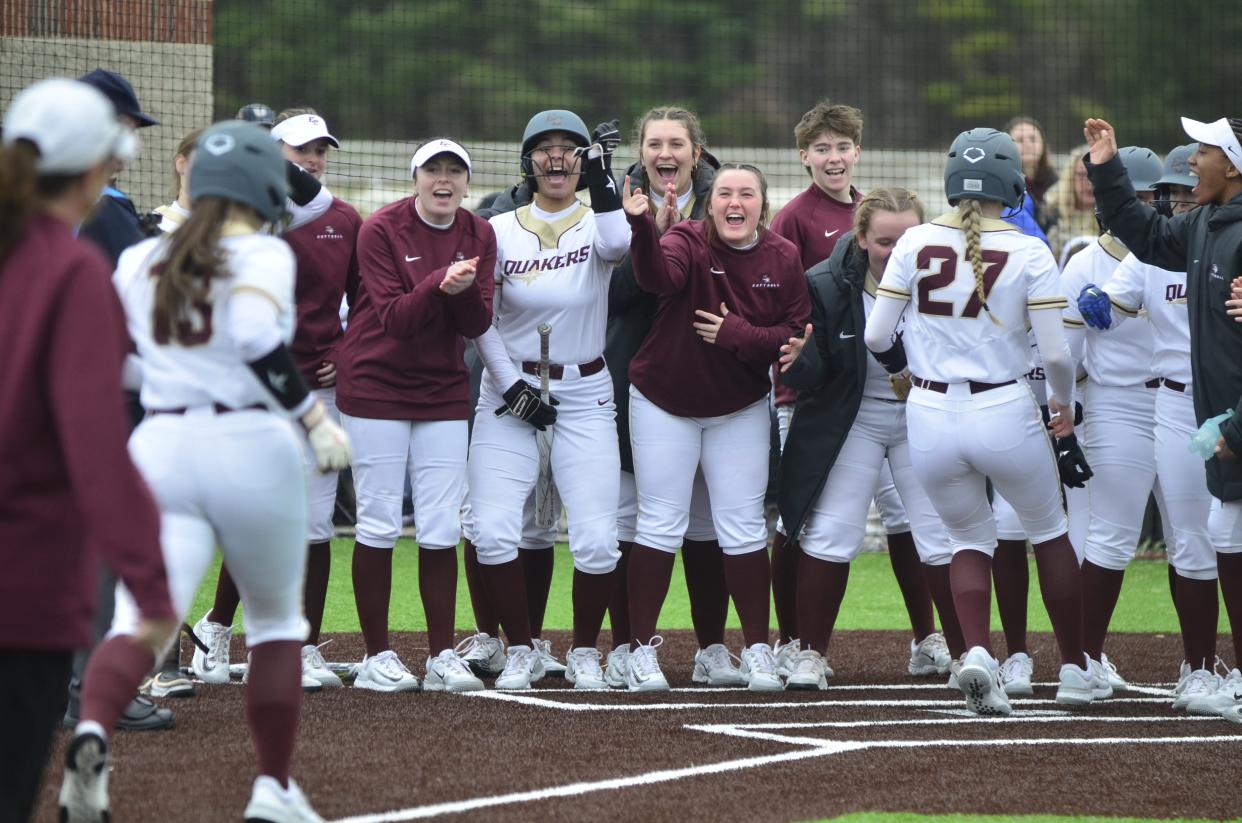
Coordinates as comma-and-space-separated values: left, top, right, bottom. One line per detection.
532, 637, 566, 677
58, 731, 109, 823
243, 775, 324, 823
739, 642, 783, 692
189, 614, 233, 685
1055, 662, 1096, 706
1173, 664, 1219, 712
692, 643, 747, 687
785, 648, 831, 691
425, 648, 485, 692
353, 650, 421, 693
958, 646, 1012, 717
1098, 652, 1129, 693
459, 632, 506, 678
565, 647, 609, 690
998, 652, 1034, 697
909, 632, 952, 676
495, 644, 545, 690
241, 653, 323, 693
301, 642, 343, 689
1086, 657, 1114, 700
626, 637, 670, 692
772, 638, 801, 678
604, 644, 629, 689
1188, 661, 1241, 716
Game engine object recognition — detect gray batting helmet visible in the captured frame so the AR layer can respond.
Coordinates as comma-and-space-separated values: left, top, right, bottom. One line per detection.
1117, 146, 1163, 192
1156, 143, 1198, 189
189, 120, 287, 224
520, 109, 590, 191
237, 102, 275, 128
944, 128, 1026, 209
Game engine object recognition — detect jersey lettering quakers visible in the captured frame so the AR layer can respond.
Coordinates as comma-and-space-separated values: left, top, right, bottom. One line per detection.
1105, 255, 1191, 385
336, 201, 496, 421
1060, 234, 1156, 386
877, 213, 1066, 383
489, 201, 626, 365
113, 230, 296, 411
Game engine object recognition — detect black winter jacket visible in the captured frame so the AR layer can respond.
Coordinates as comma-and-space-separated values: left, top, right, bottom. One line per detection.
777, 235, 906, 538
1089, 153, 1242, 501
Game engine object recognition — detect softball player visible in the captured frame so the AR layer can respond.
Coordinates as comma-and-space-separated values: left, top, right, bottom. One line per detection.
865, 128, 1094, 716
469, 109, 629, 690
607, 106, 744, 688
149, 127, 202, 234
621, 163, 811, 692
1060, 146, 1164, 693
108, 120, 347, 821
191, 109, 364, 693
332, 137, 495, 693
778, 187, 962, 690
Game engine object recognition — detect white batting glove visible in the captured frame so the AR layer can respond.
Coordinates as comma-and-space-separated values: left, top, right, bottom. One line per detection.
300, 400, 351, 472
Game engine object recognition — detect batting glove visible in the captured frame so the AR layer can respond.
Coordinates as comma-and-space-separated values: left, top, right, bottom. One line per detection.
300, 400, 351, 472
591, 119, 621, 157
497, 380, 559, 431
1077, 284, 1112, 330
1055, 433, 1093, 488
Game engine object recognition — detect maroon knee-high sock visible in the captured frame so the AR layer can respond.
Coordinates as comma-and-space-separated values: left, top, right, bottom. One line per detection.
723, 549, 771, 647
1081, 560, 1126, 660
207, 564, 242, 626
478, 558, 533, 647
245, 640, 302, 787
1174, 575, 1218, 669
950, 549, 994, 655
463, 540, 500, 636
520, 547, 554, 638
1168, 563, 1178, 604
79, 636, 155, 731
627, 544, 676, 646
770, 531, 799, 643
572, 568, 617, 648
796, 553, 850, 655
682, 538, 728, 647
992, 539, 1029, 656
923, 562, 966, 659
419, 547, 458, 655
609, 541, 633, 649
352, 542, 392, 656
1033, 534, 1085, 667
304, 541, 331, 646
1216, 552, 1242, 665
888, 531, 936, 641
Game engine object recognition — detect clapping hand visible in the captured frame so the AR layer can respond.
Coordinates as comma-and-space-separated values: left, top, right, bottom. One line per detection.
622, 175, 650, 217
440, 256, 479, 295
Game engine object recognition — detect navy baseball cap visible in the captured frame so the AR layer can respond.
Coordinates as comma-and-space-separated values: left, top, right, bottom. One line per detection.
77, 68, 159, 127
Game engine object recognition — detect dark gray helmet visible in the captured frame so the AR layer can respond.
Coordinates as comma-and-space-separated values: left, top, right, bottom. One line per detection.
520, 109, 590, 191
1156, 143, 1198, 189
236, 102, 275, 128
189, 120, 287, 223
944, 128, 1026, 209
1117, 146, 1163, 192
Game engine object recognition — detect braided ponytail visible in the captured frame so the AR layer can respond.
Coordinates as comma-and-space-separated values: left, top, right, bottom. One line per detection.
959, 198, 1001, 326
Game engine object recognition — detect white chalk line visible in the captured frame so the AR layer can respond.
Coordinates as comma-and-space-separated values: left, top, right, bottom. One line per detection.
521, 682, 1173, 695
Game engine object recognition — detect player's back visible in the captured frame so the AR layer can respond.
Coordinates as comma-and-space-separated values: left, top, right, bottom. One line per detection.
114, 232, 296, 411
881, 213, 1064, 384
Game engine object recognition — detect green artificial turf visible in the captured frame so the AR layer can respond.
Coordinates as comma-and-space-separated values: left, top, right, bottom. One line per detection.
188, 539, 1202, 636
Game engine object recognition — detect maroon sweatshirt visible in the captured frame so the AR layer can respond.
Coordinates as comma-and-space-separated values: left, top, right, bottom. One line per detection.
0, 212, 172, 650
627, 213, 810, 418
769, 184, 860, 406
284, 198, 362, 384
336, 199, 496, 421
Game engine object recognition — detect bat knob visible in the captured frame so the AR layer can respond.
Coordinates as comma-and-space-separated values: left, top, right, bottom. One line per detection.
537, 323, 552, 335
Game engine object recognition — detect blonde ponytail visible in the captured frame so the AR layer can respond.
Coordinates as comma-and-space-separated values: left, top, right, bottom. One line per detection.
959, 199, 1000, 325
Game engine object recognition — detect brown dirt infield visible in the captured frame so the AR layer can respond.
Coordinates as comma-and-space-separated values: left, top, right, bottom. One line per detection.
34, 630, 1242, 822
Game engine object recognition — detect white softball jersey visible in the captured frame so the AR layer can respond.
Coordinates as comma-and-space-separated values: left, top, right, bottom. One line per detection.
861, 274, 901, 401
489, 201, 627, 365
1060, 235, 1155, 386
1104, 255, 1191, 386
114, 229, 296, 412
877, 214, 1066, 383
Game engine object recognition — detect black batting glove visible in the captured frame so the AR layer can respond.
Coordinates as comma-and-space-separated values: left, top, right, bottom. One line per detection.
591, 118, 621, 175
1041, 402, 1085, 427
496, 380, 559, 430
1055, 433, 1093, 488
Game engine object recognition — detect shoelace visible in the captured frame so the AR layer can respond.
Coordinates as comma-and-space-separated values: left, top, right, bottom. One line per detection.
572, 649, 604, 677
304, 640, 333, 669
744, 646, 778, 676
793, 651, 821, 675
441, 650, 474, 676
773, 638, 799, 666
374, 651, 410, 679
454, 633, 485, 658
207, 624, 232, 667
701, 645, 742, 672
1000, 655, 1032, 681
1099, 653, 1121, 679
503, 647, 534, 676
631, 637, 664, 678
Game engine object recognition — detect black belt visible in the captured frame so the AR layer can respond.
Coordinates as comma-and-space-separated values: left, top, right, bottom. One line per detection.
521, 356, 605, 380
149, 403, 265, 416
1161, 378, 1189, 393
910, 376, 1016, 395
1144, 378, 1161, 389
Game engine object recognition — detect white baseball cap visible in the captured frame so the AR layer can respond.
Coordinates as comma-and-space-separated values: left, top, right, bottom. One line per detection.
410, 138, 472, 178
1181, 116, 1242, 176
270, 113, 340, 148
2, 78, 135, 174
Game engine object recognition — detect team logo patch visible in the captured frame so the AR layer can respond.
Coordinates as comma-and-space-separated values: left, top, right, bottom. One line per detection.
963, 147, 986, 164
752, 273, 779, 289
307, 115, 322, 125
1209, 263, 1222, 280
455, 251, 466, 261
203, 134, 235, 156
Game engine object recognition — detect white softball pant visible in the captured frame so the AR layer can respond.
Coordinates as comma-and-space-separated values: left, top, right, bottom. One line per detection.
630, 388, 769, 555
906, 382, 1066, 556
1081, 381, 1163, 571
461, 482, 559, 547
1155, 386, 1215, 578
799, 397, 950, 566
994, 482, 1088, 560
341, 414, 467, 551
618, 468, 715, 543
1209, 497, 1242, 553
470, 368, 620, 573
304, 388, 341, 543
111, 409, 309, 646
